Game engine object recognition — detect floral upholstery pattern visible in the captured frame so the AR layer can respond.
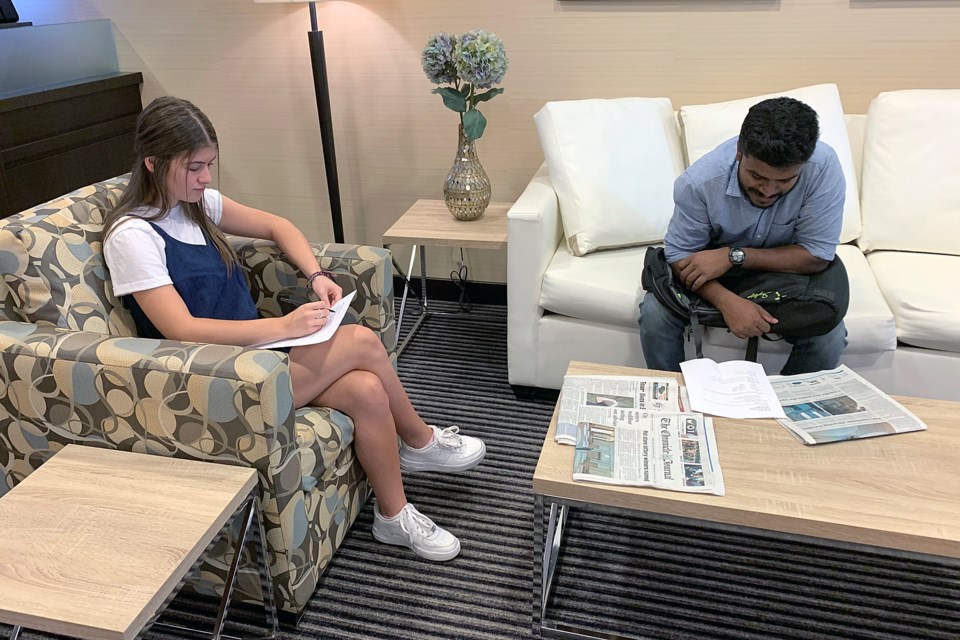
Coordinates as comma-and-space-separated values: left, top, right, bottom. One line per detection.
0, 177, 397, 619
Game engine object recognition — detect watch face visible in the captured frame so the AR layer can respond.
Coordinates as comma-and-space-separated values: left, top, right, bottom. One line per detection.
730, 248, 745, 265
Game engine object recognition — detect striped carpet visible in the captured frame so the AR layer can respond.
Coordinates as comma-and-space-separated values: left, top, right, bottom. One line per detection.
6, 302, 960, 639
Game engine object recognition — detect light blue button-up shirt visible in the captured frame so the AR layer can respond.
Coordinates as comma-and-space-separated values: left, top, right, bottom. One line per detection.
664, 137, 845, 264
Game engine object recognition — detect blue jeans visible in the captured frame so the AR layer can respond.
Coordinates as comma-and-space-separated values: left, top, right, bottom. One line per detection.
639, 293, 847, 375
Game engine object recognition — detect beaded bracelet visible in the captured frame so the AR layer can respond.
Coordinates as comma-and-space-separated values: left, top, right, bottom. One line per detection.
306, 269, 336, 288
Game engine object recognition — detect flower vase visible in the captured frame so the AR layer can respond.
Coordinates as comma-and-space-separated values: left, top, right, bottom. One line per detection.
443, 124, 491, 221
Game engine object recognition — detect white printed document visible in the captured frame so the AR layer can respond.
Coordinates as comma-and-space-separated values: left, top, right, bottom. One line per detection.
254, 291, 356, 349
679, 358, 786, 419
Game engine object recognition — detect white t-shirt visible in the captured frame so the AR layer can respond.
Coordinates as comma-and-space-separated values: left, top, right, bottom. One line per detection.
103, 189, 224, 297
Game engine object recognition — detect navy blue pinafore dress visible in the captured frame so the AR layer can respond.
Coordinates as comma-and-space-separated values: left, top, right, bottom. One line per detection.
123, 222, 259, 339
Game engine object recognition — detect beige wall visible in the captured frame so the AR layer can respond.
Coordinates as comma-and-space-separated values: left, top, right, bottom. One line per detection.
20, 0, 960, 283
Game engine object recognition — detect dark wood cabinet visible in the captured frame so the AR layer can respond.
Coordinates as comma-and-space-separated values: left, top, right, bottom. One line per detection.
0, 71, 143, 218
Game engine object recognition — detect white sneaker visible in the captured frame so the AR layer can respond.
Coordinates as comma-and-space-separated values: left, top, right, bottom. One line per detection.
372, 503, 461, 561
399, 425, 486, 472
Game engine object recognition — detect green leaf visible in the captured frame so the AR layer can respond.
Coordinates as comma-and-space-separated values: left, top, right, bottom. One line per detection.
473, 88, 504, 104
432, 87, 467, 113
463, 109, 487, 141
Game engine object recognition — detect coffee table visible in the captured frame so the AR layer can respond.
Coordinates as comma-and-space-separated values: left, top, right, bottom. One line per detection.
382, 199, 509, 356
0, 445, 277, 640
533, 361, 960, 639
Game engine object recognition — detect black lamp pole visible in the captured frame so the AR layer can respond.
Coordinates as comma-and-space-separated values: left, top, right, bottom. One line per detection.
306, 1, 344, 243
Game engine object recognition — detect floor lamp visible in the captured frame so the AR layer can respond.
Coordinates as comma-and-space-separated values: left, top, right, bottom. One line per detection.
254, 0, 344, 243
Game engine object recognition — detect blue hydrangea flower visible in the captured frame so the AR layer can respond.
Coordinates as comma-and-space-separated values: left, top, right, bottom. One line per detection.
454, 29, 508, 89
421, 32, 458, 85
422, 29, 508, 140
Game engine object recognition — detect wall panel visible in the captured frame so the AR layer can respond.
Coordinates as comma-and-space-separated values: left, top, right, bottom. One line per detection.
17, 0, 960, 284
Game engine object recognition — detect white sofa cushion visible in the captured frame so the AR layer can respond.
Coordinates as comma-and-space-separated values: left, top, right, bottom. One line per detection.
858, 90, 960, 255
540, 240, 648, 329
679, 84, 862, 244
698, 244, 897, 356
534, 98, 685, 257
867, 251, 960, 352
539, 242, 896, 356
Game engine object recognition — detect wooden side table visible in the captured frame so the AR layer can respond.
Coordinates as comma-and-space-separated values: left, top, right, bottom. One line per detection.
534, 361, 960, 639
383, 199, 509, 355
0, 445, 276, 640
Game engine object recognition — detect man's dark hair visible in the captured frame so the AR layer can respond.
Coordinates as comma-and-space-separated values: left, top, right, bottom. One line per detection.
738, 97, 820, 168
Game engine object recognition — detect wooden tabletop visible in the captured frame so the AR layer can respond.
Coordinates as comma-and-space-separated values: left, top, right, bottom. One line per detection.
533, 361, 960, 559
0, 445, 258, 640
382, 199, 510, 249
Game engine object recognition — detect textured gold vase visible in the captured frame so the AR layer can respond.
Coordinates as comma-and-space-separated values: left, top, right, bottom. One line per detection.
443, 124, 491, 221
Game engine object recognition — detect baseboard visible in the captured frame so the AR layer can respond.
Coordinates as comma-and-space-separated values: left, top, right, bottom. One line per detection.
511, 384, 561, 402
392, 275, 506, 306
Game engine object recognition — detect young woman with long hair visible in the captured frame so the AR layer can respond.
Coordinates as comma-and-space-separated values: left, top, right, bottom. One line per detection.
103, 96, 485, 561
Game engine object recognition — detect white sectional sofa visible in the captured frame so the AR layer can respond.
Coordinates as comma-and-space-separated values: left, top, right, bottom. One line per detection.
507, 85, 960, 401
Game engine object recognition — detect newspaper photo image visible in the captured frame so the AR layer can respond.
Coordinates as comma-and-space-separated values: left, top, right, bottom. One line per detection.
555, 375, 687, 445
572, 411, 725, 496
768, 365, 927, 445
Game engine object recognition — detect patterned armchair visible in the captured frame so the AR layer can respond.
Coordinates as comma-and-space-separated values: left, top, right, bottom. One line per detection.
0, 176, 397, 623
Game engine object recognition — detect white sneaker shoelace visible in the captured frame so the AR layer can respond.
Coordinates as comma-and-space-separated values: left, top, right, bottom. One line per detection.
433, 425, 463, 450
400, 505, 438, 539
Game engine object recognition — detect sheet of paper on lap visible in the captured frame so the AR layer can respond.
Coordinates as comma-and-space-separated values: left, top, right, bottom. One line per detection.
255, 290, 357, 349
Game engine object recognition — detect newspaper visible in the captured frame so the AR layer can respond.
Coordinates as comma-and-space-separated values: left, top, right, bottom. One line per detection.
768, 365, 927, 445
555, 375, 687, 445
573, 411, 725, 496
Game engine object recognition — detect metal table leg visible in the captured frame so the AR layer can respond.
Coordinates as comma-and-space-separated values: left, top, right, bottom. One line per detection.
144, 491, 278, 640
538, 499, 568, 619
211, 497, 256, 640
387, 242, 505, 357
391, 244, 431, 357
537, 497, 625, 640
419, 242, 428, 315
8, 626, 20, 640
394, 244, 421, 338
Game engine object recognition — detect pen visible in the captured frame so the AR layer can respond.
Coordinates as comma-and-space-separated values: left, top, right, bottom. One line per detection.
279, 295, 310, 306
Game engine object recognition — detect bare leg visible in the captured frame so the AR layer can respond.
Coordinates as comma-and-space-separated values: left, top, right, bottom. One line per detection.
288, 325, 432, 448
311, 370, 407, 517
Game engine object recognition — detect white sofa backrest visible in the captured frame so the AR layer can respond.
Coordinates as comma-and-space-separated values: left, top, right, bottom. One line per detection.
845, 114, 866, 194
858, 90, 960, 256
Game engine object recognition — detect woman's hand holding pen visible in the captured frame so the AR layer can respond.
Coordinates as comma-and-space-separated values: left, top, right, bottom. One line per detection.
312, 274, 342, 306
284, 301, 332, 338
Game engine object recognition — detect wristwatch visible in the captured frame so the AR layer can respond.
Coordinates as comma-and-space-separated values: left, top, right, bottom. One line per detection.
729, 246, 746, 266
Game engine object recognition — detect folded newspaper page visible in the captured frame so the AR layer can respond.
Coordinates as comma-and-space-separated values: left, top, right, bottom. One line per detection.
573, 411, 725, 496
556, 375, 687, 445
767, 365, 927, 445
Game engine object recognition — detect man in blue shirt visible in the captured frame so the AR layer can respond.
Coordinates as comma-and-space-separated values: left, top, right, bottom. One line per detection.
639, 97, 847, 374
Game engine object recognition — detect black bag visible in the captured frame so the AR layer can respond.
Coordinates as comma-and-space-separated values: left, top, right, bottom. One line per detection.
641, 246, 849, 360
